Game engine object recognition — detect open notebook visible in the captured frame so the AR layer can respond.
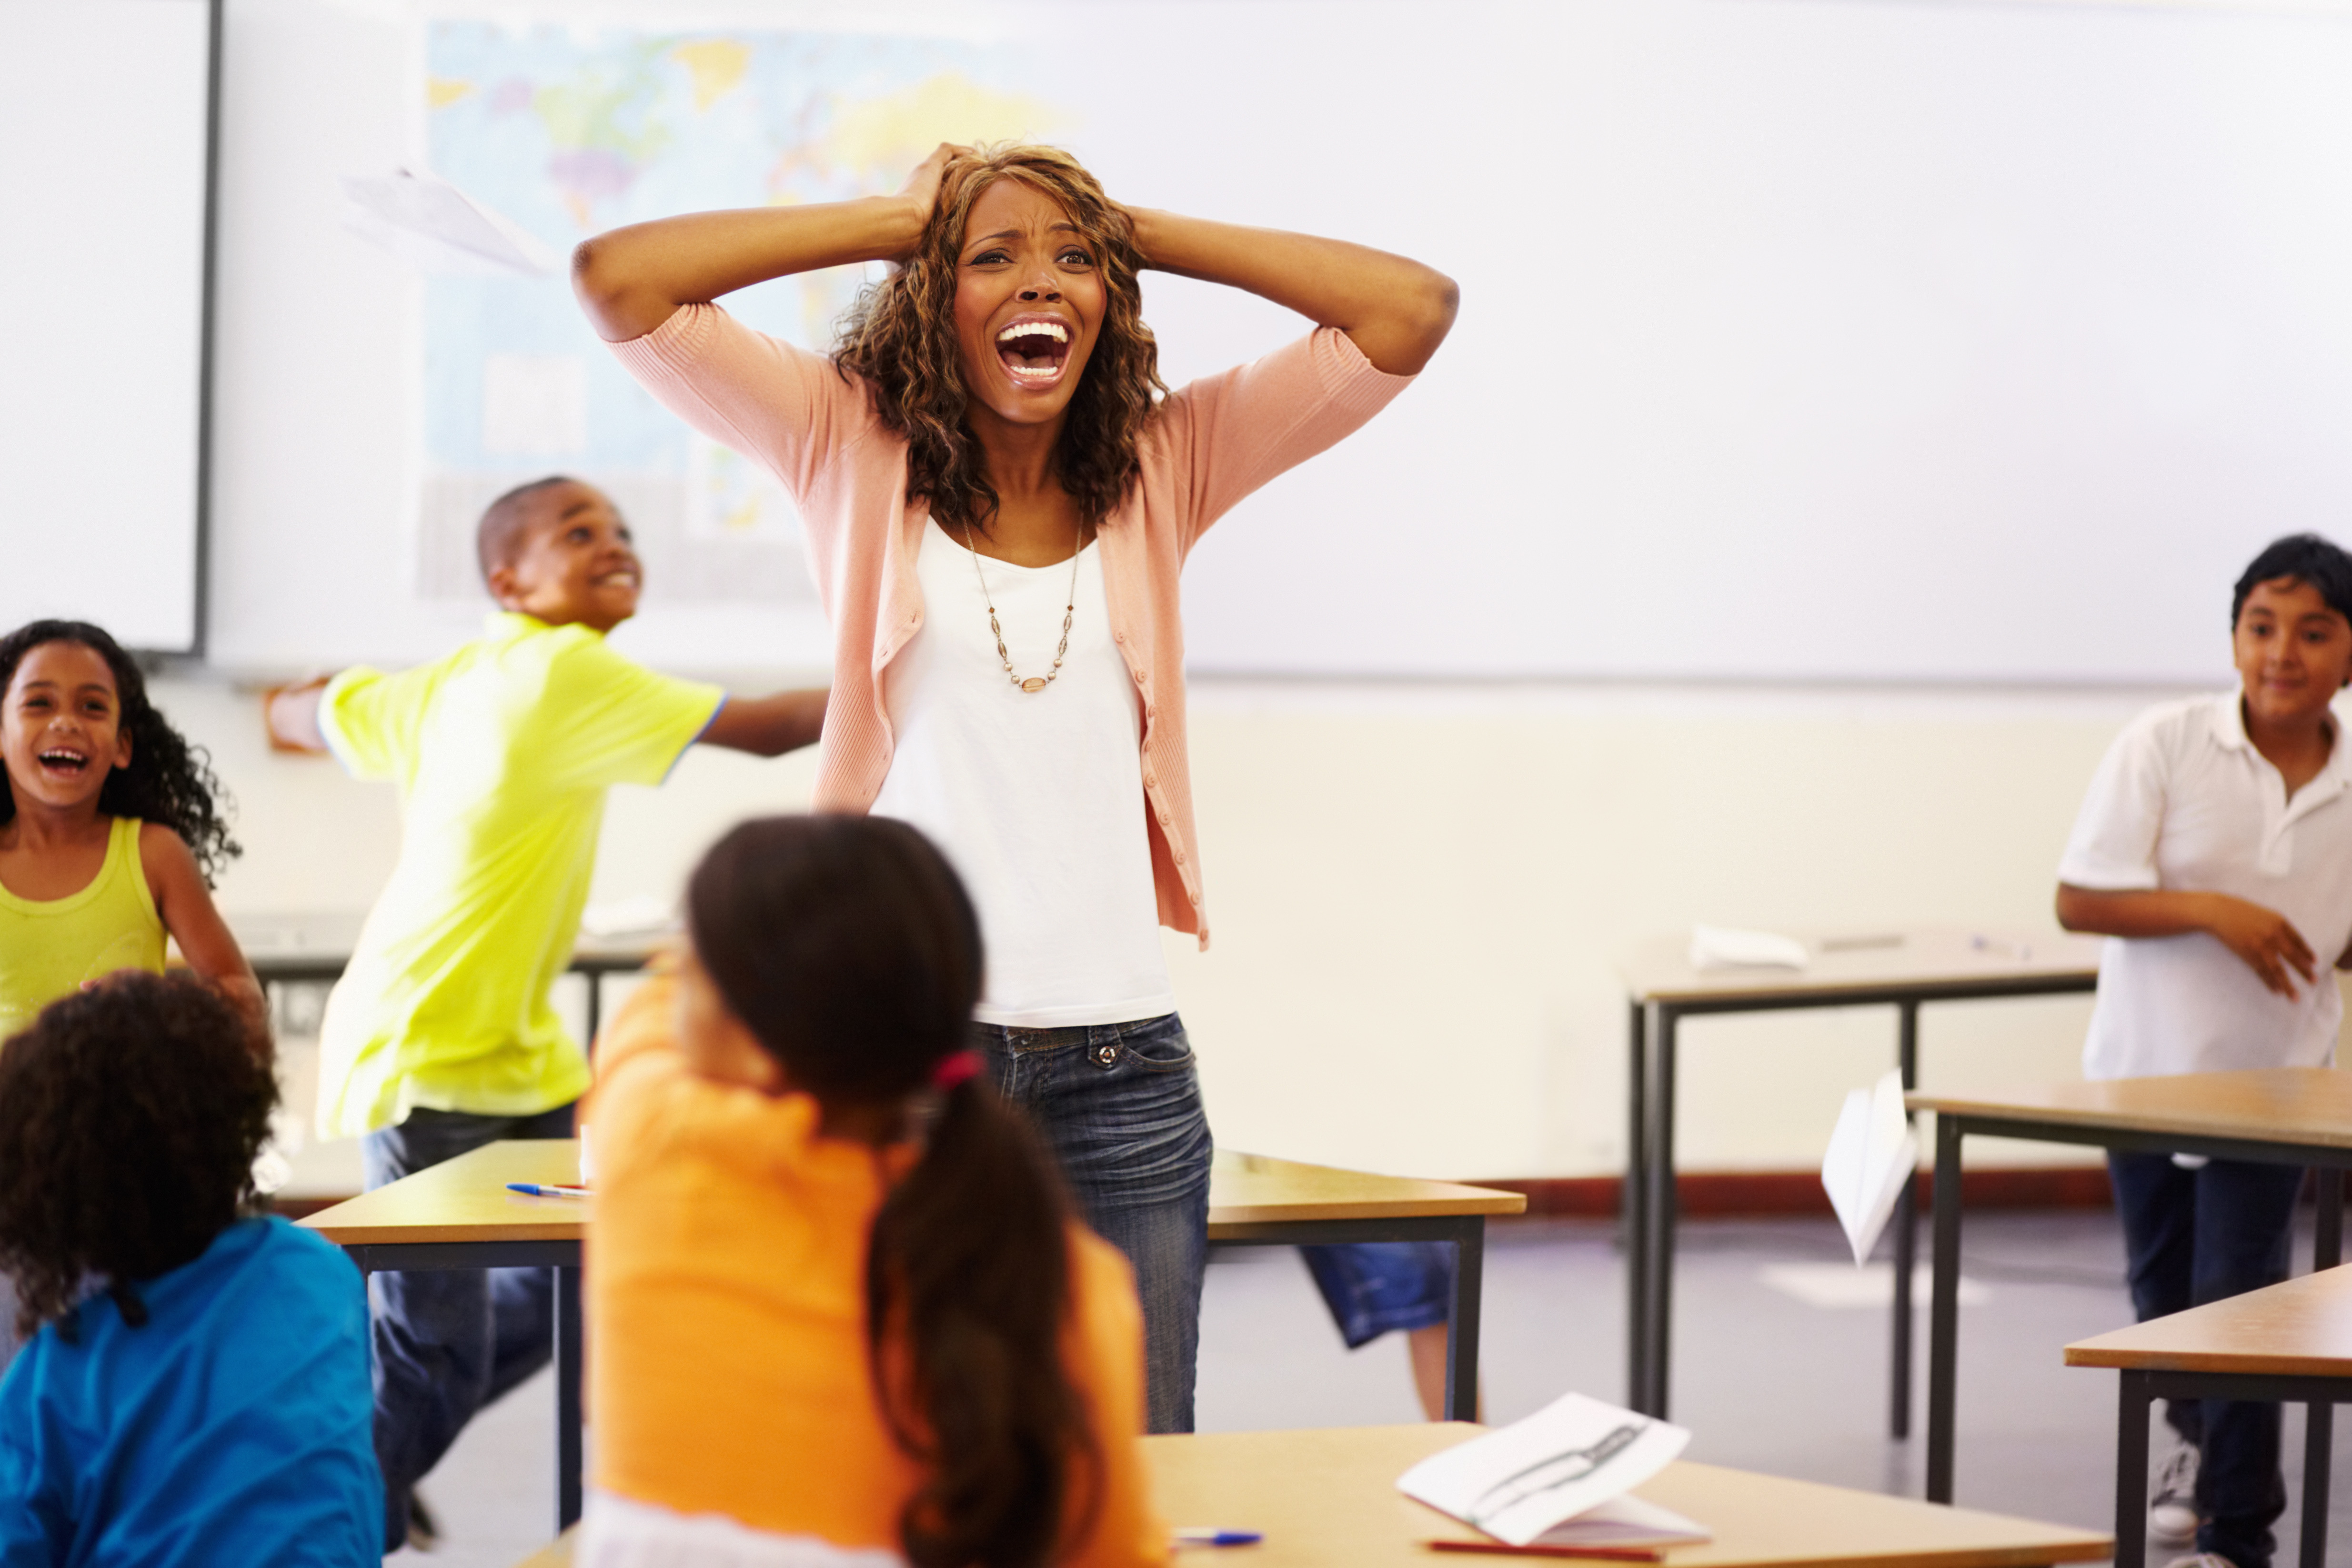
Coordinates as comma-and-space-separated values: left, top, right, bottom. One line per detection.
1398, 1391, 1709, 1552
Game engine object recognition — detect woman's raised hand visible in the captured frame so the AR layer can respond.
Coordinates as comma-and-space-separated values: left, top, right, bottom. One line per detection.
894, 143, 972, 251
1120, 206, 1457, 375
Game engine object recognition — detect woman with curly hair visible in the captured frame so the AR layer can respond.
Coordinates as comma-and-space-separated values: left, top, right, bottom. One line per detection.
0, 972, 381, 1564
575, 141, 1456, 1432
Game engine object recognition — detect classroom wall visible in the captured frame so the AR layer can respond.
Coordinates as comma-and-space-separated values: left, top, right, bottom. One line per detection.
164, 670, 2215, 1189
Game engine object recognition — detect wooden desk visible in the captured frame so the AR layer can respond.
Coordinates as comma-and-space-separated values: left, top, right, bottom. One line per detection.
303, 1141, 1525, 1534
2068, 1264, 2352, 1568
1619, 926, 2103, 1427
1910, 1069, 2352, 1507
230, 911, 661, 1040
507, 1424, 2111, 1567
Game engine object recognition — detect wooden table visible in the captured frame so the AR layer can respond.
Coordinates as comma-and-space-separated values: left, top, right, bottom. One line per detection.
1911, 1069, 2352, 1507
302, 1141, 1525, 1535
2068, 1263, 2352, 1568
507, 1423, 2111, 1567
231, 911, 661, 1041
1620, 926, 2103, 1427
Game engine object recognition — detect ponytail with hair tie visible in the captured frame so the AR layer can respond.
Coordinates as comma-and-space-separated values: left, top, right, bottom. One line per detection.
686, 816, 1095, 1568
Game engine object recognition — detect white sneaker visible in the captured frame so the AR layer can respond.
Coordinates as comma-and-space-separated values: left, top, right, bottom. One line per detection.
2149, 1439, 2201, 1545
2161, 1555, 2234, 1568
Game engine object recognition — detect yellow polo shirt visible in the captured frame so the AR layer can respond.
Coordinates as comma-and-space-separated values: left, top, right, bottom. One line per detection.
314, 613, 723, 1137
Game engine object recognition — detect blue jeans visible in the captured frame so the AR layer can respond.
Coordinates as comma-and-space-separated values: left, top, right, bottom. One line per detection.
362, 1101, 575, 1551
977, 1012, 1213, 1434
2110, 1151, 2307, 1568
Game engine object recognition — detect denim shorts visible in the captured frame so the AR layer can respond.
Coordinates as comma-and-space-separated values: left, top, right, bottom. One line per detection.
1300, 1241, 1457, 1349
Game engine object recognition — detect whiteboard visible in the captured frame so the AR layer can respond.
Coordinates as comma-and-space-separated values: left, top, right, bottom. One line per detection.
0, 0, 213, 654
201, 0, 2352, 683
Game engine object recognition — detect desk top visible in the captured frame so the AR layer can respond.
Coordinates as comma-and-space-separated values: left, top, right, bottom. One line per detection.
231, 911, 662, 977
2066, 1265, 2352, 1377
1621, 926, 2103, 1008
1206, 1150, 1524, 1227
508, 1425, 2109, 1568
1909, 1067, 2352, 1154
1150, 1425, 2109, 1567
301, 1142, 1525, 1248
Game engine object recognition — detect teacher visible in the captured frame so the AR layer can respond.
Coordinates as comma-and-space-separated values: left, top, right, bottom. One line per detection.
574, 141, 1455, 1432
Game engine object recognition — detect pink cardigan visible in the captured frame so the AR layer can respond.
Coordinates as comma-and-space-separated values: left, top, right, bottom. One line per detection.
611, 305, 1411, 945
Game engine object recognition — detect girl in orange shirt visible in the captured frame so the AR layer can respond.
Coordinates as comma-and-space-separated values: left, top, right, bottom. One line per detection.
582, 814, 1165, 1568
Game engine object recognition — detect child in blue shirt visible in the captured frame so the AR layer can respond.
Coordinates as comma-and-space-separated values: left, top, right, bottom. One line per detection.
0, 973, 380, 1566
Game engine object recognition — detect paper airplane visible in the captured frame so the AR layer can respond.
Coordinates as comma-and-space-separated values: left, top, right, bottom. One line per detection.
341, 167, 559, 277
1821, 1069, 1919, 1265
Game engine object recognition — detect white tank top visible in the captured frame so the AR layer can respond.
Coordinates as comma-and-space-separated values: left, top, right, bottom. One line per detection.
871, 521, 1176, 1028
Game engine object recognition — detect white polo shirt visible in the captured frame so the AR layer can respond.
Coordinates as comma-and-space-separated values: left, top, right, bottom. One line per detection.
2061, 691, 2352, 1080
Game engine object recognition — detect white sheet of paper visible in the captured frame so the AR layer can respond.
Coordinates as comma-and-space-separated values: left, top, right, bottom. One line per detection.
341, 167, 557, 277
1689, 924, 1810, 971
1397, 1390, 1690, 1548
1821, 1068, 1920, 1266
1529, 1493, 1709, 1548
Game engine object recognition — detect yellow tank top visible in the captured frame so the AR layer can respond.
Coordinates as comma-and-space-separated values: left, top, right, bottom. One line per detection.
0, 816, 166, 1040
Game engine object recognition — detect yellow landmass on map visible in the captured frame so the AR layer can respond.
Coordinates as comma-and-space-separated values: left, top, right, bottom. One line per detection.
672, 40, 750, 111
827, 72, 1070, 176
427, 77, 474, 109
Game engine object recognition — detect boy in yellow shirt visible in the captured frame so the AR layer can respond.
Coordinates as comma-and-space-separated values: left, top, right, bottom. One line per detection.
267, 476, 825, 1551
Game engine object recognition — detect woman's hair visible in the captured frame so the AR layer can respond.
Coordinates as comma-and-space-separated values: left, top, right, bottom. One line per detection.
2233, 533, 2352, 627
833, 143, 1166, 535
0, 620, 241, 885
0, 972, 275, 1338
686, 815, 1091, 1568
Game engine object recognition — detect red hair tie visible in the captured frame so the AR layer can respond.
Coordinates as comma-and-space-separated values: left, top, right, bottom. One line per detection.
931, 1049, 983, 1093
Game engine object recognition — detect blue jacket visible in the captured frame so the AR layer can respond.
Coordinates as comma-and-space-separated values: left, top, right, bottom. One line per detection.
0, 1216, 380, 1566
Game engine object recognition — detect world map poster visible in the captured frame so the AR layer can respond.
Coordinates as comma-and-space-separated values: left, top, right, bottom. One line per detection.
416, 21, 1066, 608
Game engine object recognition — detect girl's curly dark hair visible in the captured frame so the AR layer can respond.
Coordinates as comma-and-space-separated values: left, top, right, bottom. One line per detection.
833, 143, 1166, 534
0, 971, 276, 1337
0, 620, 240, 885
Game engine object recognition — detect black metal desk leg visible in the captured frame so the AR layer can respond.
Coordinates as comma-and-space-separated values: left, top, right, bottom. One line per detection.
2316, 1166, 2343, 1272
2300, 1395, 2332, 1568
1642, 1006, 1681, 1421
1443, 1216, 1486, 1422
584, 975, 603, 1052
2115, 1369, 2151, 1568
1926, 1113, 1963, 1504
556, 1263, 583, 1531
1626, 1001, 1649, 1412
1891, 999, 1920, 1441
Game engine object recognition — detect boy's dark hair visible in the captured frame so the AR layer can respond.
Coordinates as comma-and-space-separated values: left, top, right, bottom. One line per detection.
2233, 534, 2352, 627
477, 475, 579, 586
0, 620, 240, 885
687, 815, 1096, 1568
0, 972, 275, 1338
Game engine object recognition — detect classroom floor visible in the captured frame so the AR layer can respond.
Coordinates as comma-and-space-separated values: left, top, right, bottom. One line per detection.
384, 1209, 2352, 1568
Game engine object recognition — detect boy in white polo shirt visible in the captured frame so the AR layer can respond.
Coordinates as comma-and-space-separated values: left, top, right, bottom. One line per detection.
2057, 533, 2352, 1568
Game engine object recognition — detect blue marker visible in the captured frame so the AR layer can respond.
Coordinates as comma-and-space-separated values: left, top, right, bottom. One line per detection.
506, 1182, 592, 1199
1173, 1528, 1262, 1548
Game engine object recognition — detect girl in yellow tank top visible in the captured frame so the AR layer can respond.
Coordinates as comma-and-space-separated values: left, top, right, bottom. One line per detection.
0, 622, 261, 1041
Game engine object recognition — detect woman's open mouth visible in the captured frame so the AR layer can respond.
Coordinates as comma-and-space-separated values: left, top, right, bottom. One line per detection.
36, 746, 89, 775
995, 316, 1073, 390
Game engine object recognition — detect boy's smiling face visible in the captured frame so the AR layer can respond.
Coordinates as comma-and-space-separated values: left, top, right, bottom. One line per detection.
1, 642, 130, 816
487, 481, 644, 633
2234, 574, 2352, 731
